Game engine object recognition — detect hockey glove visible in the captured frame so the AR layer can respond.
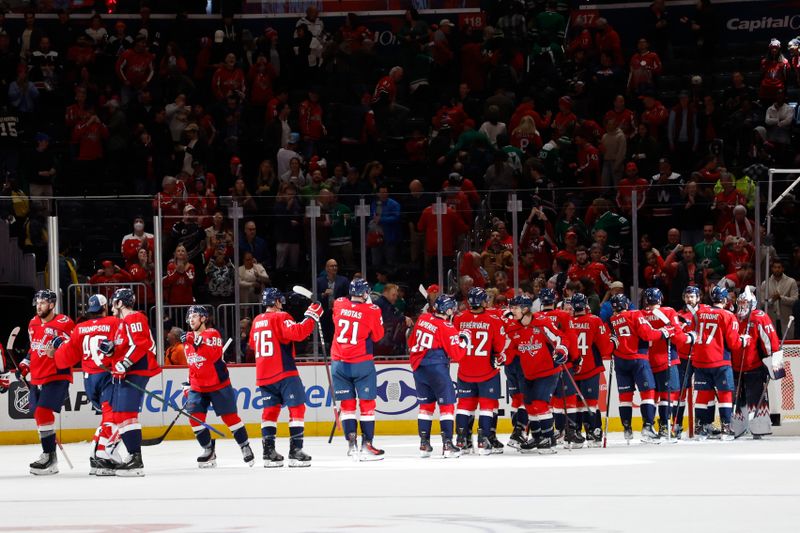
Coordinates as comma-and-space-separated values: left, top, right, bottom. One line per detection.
772, 350, 784, 373
684, 331, 697, 345
502, 310, 514, 320
492, 352, 507, 369
304, 302, 323, 322
0, 372, 10, 393
50, 337, 65, 350
659, 326, 674, 340
458, 330, 472, 350
113, 358, 133, 378
610, 335, 619, 350
17, 358, 30, 379
573, 356, 583, 375
182, 381, 191, 399
180, 330, 190, 344
98, 339, 115, 355
552, 345, 568, 365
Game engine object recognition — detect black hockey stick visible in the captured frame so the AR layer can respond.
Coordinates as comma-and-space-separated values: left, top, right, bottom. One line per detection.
672, 310, 700, 430
559, 369, 572, 451
7, 327, 74, 469
291, 285, 342, 443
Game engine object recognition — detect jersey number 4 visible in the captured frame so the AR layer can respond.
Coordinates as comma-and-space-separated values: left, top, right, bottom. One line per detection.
467, 331, 489, 357
336, 319, 360, 345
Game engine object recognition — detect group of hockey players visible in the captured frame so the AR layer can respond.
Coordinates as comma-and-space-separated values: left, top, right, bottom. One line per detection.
0, 275, 786, 475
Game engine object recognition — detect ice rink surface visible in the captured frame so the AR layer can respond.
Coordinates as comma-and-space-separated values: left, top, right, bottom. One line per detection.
2, 434, 800, 533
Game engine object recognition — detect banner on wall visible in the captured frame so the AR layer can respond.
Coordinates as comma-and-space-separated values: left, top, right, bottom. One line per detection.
1, 361, 636, 441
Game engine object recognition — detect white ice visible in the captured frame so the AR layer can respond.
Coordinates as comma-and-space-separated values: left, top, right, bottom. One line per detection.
2, 434, 800, 533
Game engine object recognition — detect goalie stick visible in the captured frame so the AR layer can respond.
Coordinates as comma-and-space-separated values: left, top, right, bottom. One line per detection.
292, 285, 341, 443
143, 338, 232, 446
6, 327, 74, 470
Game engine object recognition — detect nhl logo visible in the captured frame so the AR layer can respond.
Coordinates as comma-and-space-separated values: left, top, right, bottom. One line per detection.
8, 382, 33, 420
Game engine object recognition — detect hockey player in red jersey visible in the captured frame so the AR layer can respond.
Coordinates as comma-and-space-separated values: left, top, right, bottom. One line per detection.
537, 288, 580, 447
641, 288, 685, 439
22, 289, 75, 475
453, 287, 509, 455
673, 285, 708, 438
249, 288, 321, 467
506, 295, 568, 454
674, 286, 745, 440
568, 293, 614, 446
408, 295, 470, 458
96, 287, 161, 476
183, 306, 254, 468
331, 279, 385, 461
731, 289, 781, 438
608, 293, 671, 443
50, 294, 118, 475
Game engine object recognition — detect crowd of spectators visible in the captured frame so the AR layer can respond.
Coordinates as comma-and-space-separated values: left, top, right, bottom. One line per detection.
1, 1, 800, 359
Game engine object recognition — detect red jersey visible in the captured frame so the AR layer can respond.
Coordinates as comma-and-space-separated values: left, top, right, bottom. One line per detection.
608, 310, 664, 361
604, 108, 636, 137
112, 311, 160, 377
733, 311, 779, 373
54, 316, 119, 375
628, 51, 662, 92
331, 298, 384, 363
569, 313, 614, 380
576, 143, 600, 187
121, 232, 155, 264
567, 261, 612, 292
247, 63, 277, 106
372, 75, 396, 104
453, 309, 509, 382
27, 314, 75, 385
184, 328, 229, 393
540, 308, 576, 366
553, 111, 577, 134
116, 49, 154, 88
249, 310, 315, 386
418, 205, 469, 257
163, 262, 195, 305
675, 306, 741, 369
641, 101, 669, 137
71, 120, 109, 160
211, 66, 246, 100
408, 313, 468, 371
299, 99, 324, 140
507, 317, 564, 380
641, 306, 681, 373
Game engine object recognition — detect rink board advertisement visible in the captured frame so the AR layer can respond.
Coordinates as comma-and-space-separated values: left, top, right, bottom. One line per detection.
1, 362, 638, 444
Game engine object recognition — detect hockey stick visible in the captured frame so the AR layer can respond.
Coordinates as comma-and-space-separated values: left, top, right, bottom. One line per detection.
602, 355, 615, 449
292, 285, 341, 443
143, 338, 233, 446
672, 310, 700, 430
559, 369, 572, 451
6, 327, 73, 470
651, 307, 674, 442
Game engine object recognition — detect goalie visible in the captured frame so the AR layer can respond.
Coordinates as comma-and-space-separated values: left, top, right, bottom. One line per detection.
732, 289, 782, 439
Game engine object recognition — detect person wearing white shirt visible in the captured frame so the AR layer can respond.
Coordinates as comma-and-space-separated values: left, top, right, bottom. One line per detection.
238, 252, 270, 304
760, 260, 798, 339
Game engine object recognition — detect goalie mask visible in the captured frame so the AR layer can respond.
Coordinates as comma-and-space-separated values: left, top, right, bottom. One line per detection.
736, 287, 757, 320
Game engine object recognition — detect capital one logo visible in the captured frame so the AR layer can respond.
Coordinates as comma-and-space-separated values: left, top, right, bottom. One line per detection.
8, 381, 33, 419
376, 367, 418, 415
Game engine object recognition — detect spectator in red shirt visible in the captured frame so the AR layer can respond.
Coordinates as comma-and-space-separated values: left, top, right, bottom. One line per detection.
595, 18, 623, 66
70, 108, 108, 194
298, 87, 325, 159
712, 171, 746, 232
760, 39, 790, 102
115, 35, 153, 105
604, 95, 636, 138
616, 162, 649, 215
627, 38, 662, 95
640, 92, 668, 139
247, 54, 277, 108
211, 53, 246, 101
552, 96, 577, 136
573, 130, 600, 187
90, 259, 133, 299
121, 216, 155, 265
720, 235, 755, 274
163, 244, 195, 305
127, 248, 155, 308
722, 204, 755, 242
511, 115, 543, 155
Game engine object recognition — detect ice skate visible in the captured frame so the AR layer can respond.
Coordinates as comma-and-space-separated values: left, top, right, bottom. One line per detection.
197, 440, 217, 468
565, 426, 585, 449
442, 438, 462, 458
89, 456, 99, 476
115, 453, 145, 477
262, 439, 284, 468
537, 437, 557, 455
346, 432, 360, 461
240, 442, 255, 466
419, 433, 434, 458
359, 440, 385, 461
476, 432, 492, 456
488, 433, 505, 454
641, 423, 660, 443
507, 426, 526, 450
518, 436, 541, 454
623, 422, 633, 444
288, 447, 312, 467
30, 452, 58, 476
720, 423, 735, 442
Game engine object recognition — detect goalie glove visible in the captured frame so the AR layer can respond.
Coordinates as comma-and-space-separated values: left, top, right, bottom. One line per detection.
739, 334, 751, 348
552, 345, 568, 366
0, 372, 9, 393
771, 350, 784, 373
304, 302, 323, 322
492, 352, 507, 369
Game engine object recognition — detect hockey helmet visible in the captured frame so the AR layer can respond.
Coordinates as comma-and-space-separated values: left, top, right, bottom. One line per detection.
538, 288, 557, 306
261, 287, 285, 307
111, 288, 136, 308
32, 289, 58, 306
433, 294, 457, 315
510, 295, 534, 310
710, 286, 729, 304
349, 278, 371, 298
643, 287, 663, 306
570, 292, 589, 313
610, 293, 630, 312
467, 287, 488, 308
186, 305, 210, 324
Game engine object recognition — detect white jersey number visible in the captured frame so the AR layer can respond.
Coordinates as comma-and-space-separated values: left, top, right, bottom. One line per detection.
468, 331, 489, 357
255, 330, 274, 357
81, 335, 106, 360
336, 319, 360, 345
696, 323, 718, 345
576, 332, 588, 357
411, 330, 434, 352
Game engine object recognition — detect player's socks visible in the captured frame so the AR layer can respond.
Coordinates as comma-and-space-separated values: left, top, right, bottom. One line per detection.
360, 419, 375, 443
289, 425, 304, 451
194, 427, 212, 448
